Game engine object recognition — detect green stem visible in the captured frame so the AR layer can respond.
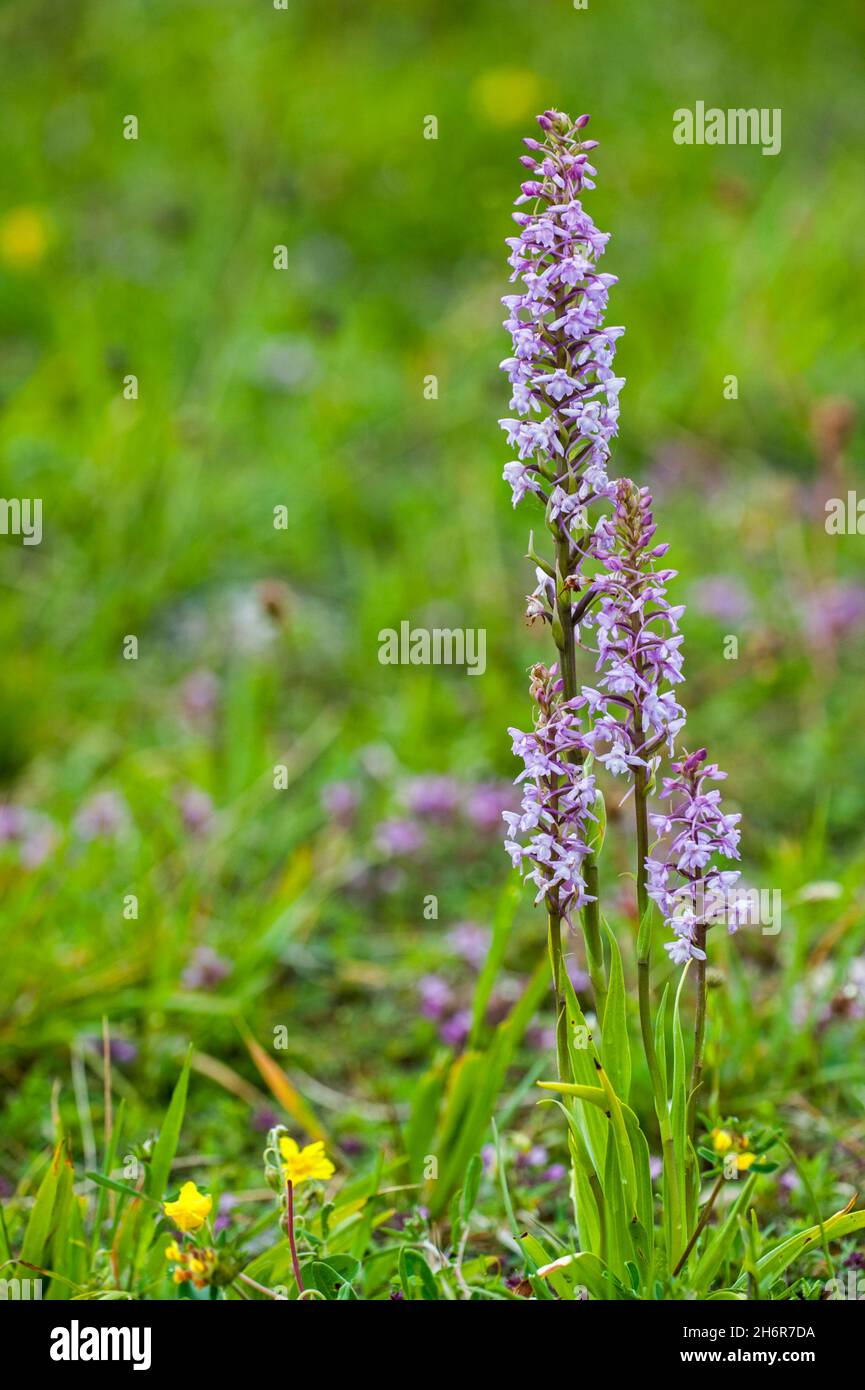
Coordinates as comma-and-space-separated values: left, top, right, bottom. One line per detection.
547, 908, 569, 1085
672, 1171, 724, 1279
635, 773, 684, 1265
685, 920, 708, 1220
581, 859, 607, 1023
687, 922, 708, 1143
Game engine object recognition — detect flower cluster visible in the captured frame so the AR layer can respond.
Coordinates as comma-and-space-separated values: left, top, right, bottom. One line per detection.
164, 1239, 218, 1289
503, 664, 600, 928
645, 749, 743, 964
501, 114, 742, 969
499, 110, 625, 527
576, 479, 686, 781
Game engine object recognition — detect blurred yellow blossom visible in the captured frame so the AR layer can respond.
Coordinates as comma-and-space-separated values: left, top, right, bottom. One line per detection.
471, 69, 541, 128
736, 1151, 757, 1171
0, 206, 50, 270
279, 1136, 335, 1187
164, 1238, 217, 1289
711, 1128, 734, 1155
163, 1180, 212, 1233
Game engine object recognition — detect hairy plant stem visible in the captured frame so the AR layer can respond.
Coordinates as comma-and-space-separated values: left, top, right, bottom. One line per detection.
635, 772, 684, 1265
285, 1178, 304, 1295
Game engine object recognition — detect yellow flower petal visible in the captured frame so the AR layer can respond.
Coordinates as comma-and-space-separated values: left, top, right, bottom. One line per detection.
163, 1180, 213, 1233
280, 1138, 335, 1188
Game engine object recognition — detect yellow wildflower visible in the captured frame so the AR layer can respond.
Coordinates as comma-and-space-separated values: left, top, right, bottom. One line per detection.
279, 1137, 335, 1188
0, 207, 50, 270
736, 1152, 757, 1171
163, 1180, 212, 1233
711, 1128, 733, 1155
165, 1238, 218, 1289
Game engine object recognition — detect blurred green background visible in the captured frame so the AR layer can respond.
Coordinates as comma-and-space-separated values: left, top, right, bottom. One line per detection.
0, 0, 863, 1191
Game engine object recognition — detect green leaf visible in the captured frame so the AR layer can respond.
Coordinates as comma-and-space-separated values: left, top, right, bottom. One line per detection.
654, 982, 670, 1100
537, 1081, 607, 1106
460, 1154, 482, 1226
398, 1247, 438, 1300
733, 1206, 865, 1291
430, 958, 548, 1216
469, 879, 520, 1048
601, 919, 631, 1103
18, 1140, 68, 1277
303, 1256, 360, 1300
85, 1172, 159, 1206
560, 967, 608, 1174
691, 1173, 758, 1291
636, 901, 658, 966
569, 1250, 611, 1301
670, 965, 690, 1232
405, 1059, 448, 1184
147, 1048, 192, 1205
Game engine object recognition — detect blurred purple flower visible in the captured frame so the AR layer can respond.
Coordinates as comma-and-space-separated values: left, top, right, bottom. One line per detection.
321, 779, 360, 828
74, 790, 131, 842
177, 787, 214, 836
565, 959, 591, 995
180, 669, 220, 722
182, 946, 232, 991
445, 921, 491, 970
418, 974, 454, 1020
540, 1163, 567, 1183
525, 1021, 557, 1051
251, 1107, 280, 1134
402, 776, 461, 823
374, 819, 425, 857
802, 582, 865, 648
0, 803, 24, 841
0, 803, 58, 868
85, 1036, 138, 1065
691, 576, 752, 624
19, 817, 58, 868
339, 1134, 365, 1157
465, 781, 518, 832
439, 1009, 471, 1048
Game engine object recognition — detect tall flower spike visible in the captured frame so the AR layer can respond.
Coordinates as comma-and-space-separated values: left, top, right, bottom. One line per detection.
500, 110, 625, 534
645, 748, 743, 964
575, 479, 687, 784
503, 663, 600, 930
